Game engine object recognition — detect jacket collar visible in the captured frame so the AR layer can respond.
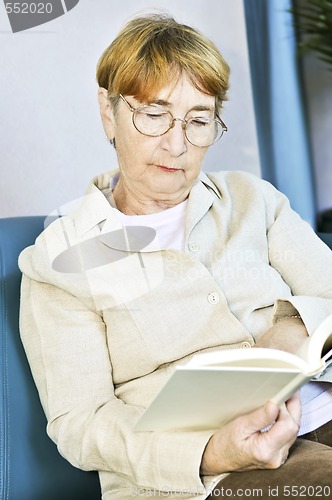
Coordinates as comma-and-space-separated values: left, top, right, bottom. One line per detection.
198, 171, 222, 199
185, 172, 221, 241
73, 170, 120, 237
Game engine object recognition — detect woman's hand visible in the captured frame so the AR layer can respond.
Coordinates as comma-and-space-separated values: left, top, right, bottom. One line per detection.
200, 392, 301, 476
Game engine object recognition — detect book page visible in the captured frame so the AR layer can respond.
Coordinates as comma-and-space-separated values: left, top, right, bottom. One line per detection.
296, 314, 332, 368
187, 347, 310, 373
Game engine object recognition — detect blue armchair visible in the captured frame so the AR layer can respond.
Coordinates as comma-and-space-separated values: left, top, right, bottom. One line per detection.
0, 217, 101, 500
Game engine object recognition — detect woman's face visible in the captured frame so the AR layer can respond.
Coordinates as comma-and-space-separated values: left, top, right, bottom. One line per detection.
101, 73, 216, 206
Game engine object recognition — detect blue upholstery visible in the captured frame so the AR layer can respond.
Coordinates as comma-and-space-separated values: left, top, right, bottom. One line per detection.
0, 217, 101, 500
317, 232, 332, 250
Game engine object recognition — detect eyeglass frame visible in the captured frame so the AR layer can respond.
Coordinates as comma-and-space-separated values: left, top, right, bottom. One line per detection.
118, 94, 227, 148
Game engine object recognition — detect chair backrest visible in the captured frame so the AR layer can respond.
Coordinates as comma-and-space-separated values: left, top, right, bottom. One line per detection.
317, 232, 332, 250
0, 217, 101, 500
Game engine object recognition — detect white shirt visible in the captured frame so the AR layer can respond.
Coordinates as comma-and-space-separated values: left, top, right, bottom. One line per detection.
112, 200, 187, 252
299, 382, 332, 435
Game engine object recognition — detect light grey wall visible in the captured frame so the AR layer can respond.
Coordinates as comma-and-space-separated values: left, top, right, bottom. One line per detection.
0, 0, 260, 217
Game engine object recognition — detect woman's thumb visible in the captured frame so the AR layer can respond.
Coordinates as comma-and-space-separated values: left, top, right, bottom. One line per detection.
244, 400, 280, 434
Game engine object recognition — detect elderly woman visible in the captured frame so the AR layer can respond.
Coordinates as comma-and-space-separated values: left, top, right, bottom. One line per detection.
19, 13, 332, 500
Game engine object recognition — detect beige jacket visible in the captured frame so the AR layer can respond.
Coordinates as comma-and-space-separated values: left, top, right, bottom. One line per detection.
19, 170, 332, 499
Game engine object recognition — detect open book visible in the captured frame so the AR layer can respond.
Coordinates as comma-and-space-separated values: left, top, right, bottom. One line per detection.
135, 315, 332, 432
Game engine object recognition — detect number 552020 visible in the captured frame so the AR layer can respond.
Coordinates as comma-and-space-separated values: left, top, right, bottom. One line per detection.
5, 3, 53, 14
283, 485, 331, 497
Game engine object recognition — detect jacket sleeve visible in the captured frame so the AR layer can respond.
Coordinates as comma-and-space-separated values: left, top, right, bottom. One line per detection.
19, 270, 215, 493
263, 181, 332, 334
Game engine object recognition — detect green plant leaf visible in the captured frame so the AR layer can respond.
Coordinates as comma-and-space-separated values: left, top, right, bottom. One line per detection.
290, 0, 332, 68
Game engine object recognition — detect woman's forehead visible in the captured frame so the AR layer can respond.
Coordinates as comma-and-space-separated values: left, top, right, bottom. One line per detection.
131, 72, 215, 108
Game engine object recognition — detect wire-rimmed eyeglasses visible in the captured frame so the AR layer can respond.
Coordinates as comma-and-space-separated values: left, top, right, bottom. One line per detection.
119, 94, 227, 148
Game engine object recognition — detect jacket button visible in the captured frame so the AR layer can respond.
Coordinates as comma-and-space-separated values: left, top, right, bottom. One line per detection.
241, 341, 252, 348
189, 242, 200, 252
208, 292, 220, 304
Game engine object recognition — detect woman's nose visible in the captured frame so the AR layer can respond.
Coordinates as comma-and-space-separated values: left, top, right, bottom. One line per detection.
159, 119, 187, 157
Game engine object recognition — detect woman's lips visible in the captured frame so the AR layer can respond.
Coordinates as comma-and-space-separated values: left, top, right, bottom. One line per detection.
155, 164, 181, 172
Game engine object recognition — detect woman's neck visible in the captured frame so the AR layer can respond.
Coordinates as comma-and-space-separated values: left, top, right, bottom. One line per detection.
112, 180, 189, 215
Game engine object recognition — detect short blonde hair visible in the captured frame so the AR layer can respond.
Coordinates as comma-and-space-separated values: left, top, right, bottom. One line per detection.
96, 14, 230, 113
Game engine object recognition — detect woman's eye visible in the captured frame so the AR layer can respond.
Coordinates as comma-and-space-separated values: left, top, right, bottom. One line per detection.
191, 118, 210, 127
146, 113, 164, 119
141, 108, 168, 120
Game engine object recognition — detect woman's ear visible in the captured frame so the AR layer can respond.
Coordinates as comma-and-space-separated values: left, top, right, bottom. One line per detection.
98, 87, 115, 141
